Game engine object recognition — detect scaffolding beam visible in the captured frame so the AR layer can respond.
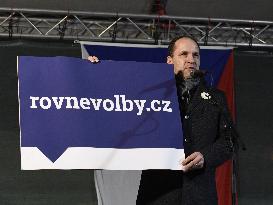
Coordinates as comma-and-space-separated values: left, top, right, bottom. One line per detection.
0, 7, 273, 48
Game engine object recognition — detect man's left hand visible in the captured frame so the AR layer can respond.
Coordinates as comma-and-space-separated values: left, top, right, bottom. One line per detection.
181, 152, 204, 172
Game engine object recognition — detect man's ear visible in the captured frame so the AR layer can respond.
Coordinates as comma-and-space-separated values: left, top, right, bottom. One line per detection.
167, 56, 173, 64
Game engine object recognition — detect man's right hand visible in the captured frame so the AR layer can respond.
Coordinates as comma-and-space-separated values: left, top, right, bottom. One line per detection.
87, 56, 100, 63
181, 152, 204, 172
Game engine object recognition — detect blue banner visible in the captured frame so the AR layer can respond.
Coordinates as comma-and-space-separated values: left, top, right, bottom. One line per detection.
18, 56, 184, 170
83, 44, 232, 86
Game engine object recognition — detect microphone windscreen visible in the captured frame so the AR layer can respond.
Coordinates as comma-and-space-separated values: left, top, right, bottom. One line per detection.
190, 70, 207, 78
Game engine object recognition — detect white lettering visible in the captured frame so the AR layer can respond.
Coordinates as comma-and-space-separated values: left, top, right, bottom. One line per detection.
162, 101, 172, 112
40, 97, 51, 109
90, 98, 102, 110
151, 100, 161, 111
120, 95, 133, 111
103, 99, 115, 111
65, 97, 80, 109
80, 98, 90, 109
30, 96, 39, 108
114, 95, 122, 111
28, 95, 173, 115
133, 100, 146, 115
52, 97, 64, 109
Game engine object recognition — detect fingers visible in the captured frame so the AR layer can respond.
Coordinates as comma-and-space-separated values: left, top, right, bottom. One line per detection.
87, 56, 100, 63
182, 152, 198, 165
181, 152, 204, 172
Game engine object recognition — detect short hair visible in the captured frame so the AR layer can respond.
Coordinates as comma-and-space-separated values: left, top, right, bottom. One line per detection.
167, 35, 200, 57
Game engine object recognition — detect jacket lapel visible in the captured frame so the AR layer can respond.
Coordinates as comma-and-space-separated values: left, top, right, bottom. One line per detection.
186, 83, 209, 115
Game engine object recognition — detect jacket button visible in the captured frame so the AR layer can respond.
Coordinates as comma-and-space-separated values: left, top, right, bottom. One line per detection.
184, 138, 187, 142
184, 115, 189, 119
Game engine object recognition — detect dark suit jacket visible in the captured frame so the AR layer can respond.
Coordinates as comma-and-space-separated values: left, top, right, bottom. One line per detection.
137, 82, 234, 205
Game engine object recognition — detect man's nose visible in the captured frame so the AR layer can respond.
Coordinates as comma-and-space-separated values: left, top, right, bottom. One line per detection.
187, 54, 195, 63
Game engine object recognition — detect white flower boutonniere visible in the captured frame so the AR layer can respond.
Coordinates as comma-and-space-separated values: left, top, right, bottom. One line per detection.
201, 92, 211, 100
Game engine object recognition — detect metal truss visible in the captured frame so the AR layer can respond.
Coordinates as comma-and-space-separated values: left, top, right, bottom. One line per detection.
1, 7, 273, 48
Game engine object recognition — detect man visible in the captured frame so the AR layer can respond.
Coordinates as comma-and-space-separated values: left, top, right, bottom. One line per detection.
88, 36, 234, 205
137, 36, 234, 205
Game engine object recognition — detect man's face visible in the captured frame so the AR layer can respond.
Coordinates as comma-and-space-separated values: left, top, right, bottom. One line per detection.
167, 38, 200, 79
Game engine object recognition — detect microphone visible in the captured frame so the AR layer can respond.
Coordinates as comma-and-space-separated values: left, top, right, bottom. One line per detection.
190, 69, 207, 78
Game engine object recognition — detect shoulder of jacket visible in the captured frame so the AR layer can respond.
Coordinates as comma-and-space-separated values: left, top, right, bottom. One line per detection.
209, 87, 225, 96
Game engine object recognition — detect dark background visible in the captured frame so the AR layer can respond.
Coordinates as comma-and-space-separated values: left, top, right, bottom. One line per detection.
0, 40, 272, 205
1, 0, 273, 20
0, 41, 97, 205
234, 51, 273, 205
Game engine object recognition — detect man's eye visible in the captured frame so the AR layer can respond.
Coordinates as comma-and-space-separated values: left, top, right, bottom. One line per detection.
193, 53, 199, 57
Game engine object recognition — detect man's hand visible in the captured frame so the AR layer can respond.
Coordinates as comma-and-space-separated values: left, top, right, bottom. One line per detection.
87, 56, 100, 63
181, 152, 204, 172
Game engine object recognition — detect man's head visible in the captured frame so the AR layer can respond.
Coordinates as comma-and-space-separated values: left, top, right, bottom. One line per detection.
167, 35, 200, 79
